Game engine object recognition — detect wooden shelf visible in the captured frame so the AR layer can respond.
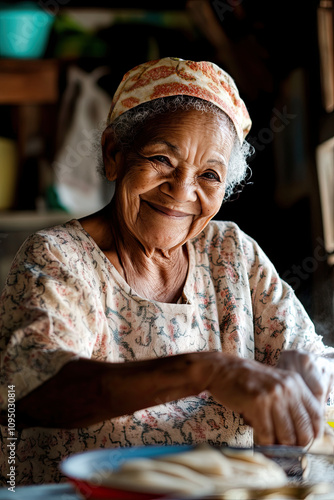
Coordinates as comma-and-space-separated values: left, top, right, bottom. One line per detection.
0, 59, 59, 105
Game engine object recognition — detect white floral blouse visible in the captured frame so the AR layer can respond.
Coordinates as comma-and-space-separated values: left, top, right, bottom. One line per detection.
0, 219, 330, 485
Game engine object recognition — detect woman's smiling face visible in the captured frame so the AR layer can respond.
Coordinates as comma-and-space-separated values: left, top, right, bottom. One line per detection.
106, 109, 235, 253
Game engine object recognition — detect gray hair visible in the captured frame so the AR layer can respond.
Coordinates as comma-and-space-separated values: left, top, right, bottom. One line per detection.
98, 95, 253, 201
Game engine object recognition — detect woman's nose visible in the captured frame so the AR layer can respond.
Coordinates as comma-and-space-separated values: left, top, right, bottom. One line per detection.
160, 176, 198, 203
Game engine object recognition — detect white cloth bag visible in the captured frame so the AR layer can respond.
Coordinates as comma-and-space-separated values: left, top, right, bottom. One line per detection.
53, 66, 113, 214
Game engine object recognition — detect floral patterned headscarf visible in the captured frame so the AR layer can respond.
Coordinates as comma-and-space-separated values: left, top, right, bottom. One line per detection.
107, 57, 251, 143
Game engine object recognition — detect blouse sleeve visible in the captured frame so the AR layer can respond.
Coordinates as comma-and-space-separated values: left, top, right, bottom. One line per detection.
239, 229, 334, 365
0, 232, 99, 410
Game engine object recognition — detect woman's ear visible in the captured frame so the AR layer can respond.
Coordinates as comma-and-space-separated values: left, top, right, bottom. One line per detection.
101, 126, 122, 181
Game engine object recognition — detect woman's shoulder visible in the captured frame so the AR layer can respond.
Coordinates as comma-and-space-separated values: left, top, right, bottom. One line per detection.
7, 219, 95, 277
18, 219, 88, 253
33, 218, 85, 242
192, 220, 254, 252
1, 220, 100, 306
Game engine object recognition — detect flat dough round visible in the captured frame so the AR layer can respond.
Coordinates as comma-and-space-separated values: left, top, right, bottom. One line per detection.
91, 445, 287, 497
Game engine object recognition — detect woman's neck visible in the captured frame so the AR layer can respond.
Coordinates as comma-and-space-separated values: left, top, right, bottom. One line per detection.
79, 206, 189, 303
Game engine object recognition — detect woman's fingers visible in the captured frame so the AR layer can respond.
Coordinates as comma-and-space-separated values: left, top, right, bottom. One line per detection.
209, 357, 324, 446
294, 382, 324, 444
249, 378, 300, 446
247, 396, 275, 445
265, 373, 323, 446
271, 394, 297, 446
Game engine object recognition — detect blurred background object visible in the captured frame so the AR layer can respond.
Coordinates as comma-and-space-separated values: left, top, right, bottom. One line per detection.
0, 1, 54, 58
0, 137, 18, 210
50, 65, 113, 214
318, 0, 334, 112
316, 137, 334, 265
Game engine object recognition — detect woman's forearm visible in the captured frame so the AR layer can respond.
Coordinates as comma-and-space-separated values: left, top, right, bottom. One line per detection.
7, 349, 326, 447
13, 352, 220, 429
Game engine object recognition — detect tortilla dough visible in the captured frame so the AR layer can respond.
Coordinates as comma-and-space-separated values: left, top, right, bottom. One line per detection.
91, 444, 287, 497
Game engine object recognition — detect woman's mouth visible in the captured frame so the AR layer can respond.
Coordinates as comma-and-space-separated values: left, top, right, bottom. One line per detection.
144, 201, 191, 218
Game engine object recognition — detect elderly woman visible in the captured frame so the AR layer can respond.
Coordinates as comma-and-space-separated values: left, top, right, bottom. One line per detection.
1, 57, 334, 485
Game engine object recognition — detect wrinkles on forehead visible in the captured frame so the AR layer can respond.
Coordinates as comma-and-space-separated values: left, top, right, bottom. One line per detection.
131, 109, 235, 153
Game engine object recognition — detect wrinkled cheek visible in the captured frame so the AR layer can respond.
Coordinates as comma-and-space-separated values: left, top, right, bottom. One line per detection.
204, 196, 225, 217
115, 189, 139, 225
188, 216, 212, 238
198, 201, 219, 219
201, 206, 214, 217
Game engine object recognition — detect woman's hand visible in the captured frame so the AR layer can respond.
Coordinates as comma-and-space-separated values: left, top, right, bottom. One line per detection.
277, 350, 334, 406
206, 354, 324, 447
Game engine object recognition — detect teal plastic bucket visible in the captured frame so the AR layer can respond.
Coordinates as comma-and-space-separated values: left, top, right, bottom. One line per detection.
0, 2, 54, 58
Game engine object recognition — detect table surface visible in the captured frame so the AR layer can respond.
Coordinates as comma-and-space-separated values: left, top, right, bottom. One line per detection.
0, 483, 80, 500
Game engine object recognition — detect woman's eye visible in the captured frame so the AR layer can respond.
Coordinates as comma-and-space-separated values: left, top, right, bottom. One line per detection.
149, 155, 170, 165
201, 171, 220, 181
